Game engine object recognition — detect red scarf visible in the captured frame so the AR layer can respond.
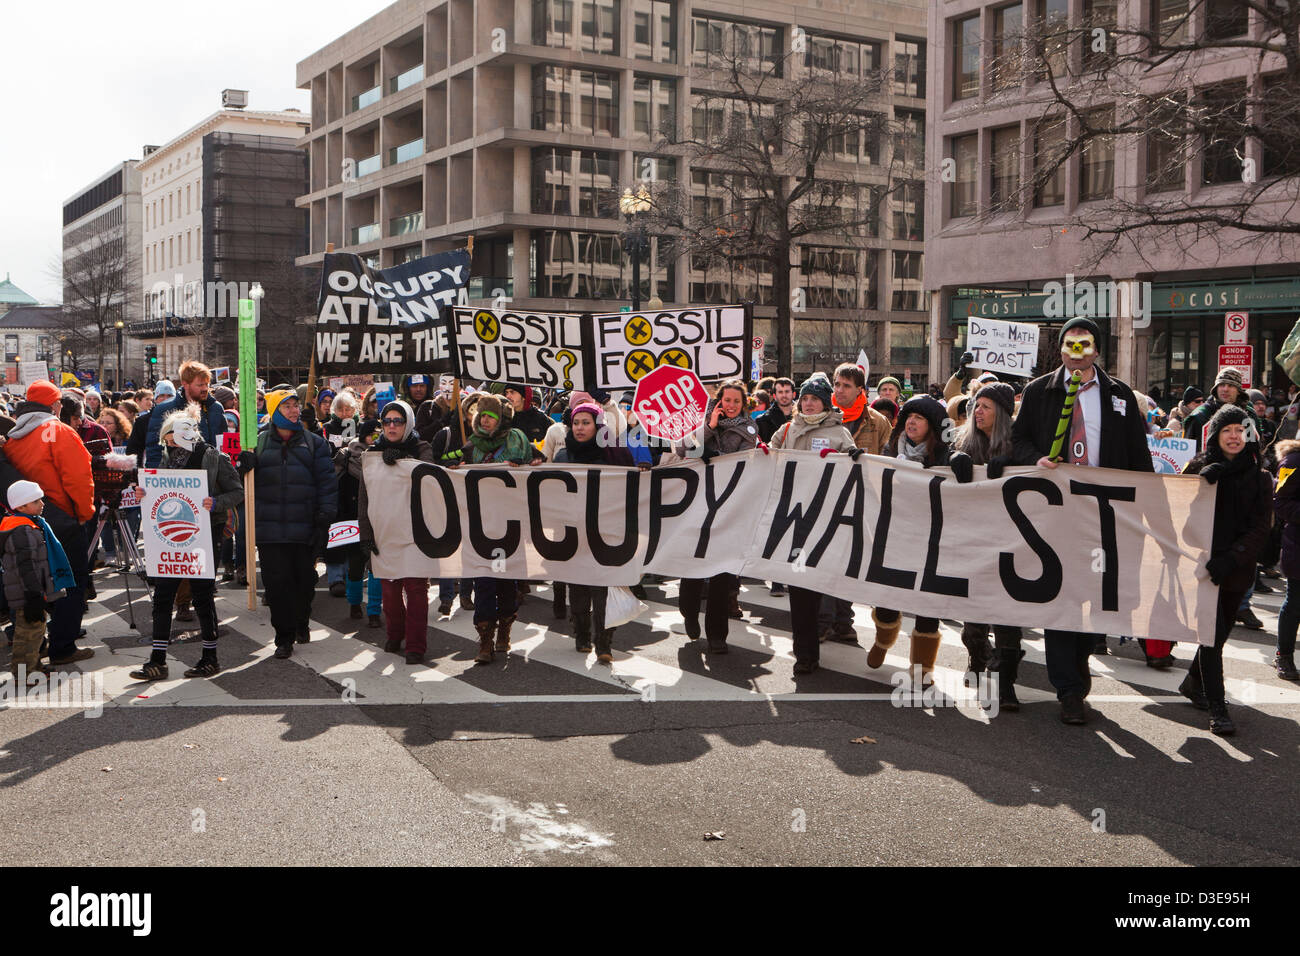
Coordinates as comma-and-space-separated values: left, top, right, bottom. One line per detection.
833, 390, 866, 423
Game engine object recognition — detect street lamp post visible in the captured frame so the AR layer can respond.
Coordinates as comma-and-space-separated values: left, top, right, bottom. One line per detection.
620, 185, 652, 311
114, 320, 124, 391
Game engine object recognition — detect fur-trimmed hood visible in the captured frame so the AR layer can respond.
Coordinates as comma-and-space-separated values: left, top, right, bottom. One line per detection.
471, 392, 514, 435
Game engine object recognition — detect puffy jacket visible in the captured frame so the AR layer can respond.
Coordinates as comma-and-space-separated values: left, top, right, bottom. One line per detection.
1274, 439, 1300, 579
0, 514, 60, 609
699, 397, 762, 456
1186, 452, 1273, 594
769, 408, 855, 453
756, 404, 793, 443
250, 426, 338, 546
145, 392, 228, 467
4, 403, 95, 523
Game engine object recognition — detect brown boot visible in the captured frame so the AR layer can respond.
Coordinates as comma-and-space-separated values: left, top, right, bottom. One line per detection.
494, 614, 515, 653
474, 621, 495, 665
909, 629, 943, 680
866, 609, 901, 669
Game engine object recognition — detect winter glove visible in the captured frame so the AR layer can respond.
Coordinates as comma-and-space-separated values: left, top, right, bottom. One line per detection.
236, 450, 256, 476
949, 451, 973, 484
1206, 554, 1235, 585
959, 351, 975, 368
439, 448, 464, 466
22, 592, 44, 624
1200, 462, 1227, 485
361, 539, 380, 556
845, 447, 865, 461
756, 441, 771, 455
986, 455, 1012, 481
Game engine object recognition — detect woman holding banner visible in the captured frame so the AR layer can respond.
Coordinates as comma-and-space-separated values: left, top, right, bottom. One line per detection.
769, 373, 855, 673
128, 411, 243, 681
337, 417, 384, 628
676, 380, 764, 656
864, 395, 954, 682
450, 393, 534, 664
358, 400, 436, 664
950, 382, 1025, 709
554, 402, 636, 663
1180, 406, 1274, 735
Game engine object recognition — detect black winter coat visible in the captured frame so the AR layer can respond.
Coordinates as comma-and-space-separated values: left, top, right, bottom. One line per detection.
1012, 365, 1154, 472
756, 404, 792, 443
250, 427, 339, 546
1185, 453, 1273, 593
1273, 440, 1300, 579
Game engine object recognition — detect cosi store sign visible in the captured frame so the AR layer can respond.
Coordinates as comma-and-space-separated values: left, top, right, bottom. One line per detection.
952, 278, 1300, 321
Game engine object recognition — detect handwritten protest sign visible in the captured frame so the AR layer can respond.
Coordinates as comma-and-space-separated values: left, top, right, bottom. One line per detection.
966, 317, 1040, 378
449, 307, 585, 389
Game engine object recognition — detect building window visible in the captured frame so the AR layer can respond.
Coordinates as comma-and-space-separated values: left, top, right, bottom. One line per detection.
1146, 100, 1185, 192
1036, 0, 1069, 81
690, 95, 777, 145
1200, 81, 1247, 185
532, 65, 619, 135
186, 184, 191, 215
893, 250, 922, 280
894, 37, 925, 97
690, 252, 774, 305
632, 0, 675, 62
1079, 109, 1114, 201
894, 109, 925, 169
631, 76, 676, 139
533, 0, 619, 54
801, 246, 875, 309
951, 134, 979, 217
806, 34, 882, 80
990, 125, 1022, 208
953, 15, 980, 100
187, 231, 192, 263
633, 154, 677, 185
1034, 120, 1067, 206
691, 16, 782, 75
1082, 0, 1117, 70
533, 229, 673, 300
992, 4, 1024, 91
1205, 0, 1248, 40
892, 180, 924, 240
1149, 0, 1189, 47
531, 147, 618, 217
1262, 75, 1300, 178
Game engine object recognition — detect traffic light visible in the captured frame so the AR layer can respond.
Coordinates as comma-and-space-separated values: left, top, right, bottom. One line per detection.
145, 345, 157, 366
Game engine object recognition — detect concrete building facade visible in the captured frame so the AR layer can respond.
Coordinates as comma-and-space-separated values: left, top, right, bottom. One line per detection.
137, 98, 310, 378
296, 0, 934, 382
924, 0, 1300, 400
61, 161, 144, 387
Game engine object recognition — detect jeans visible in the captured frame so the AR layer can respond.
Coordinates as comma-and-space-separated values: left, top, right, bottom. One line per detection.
48, 588, 85, 660
874, 609, 940, 632
570, 584, 611, 654
473, 577, 517, 624
1043, 630, 1096, 700
258, 543, 317, 645
818, 595, 855, 635
382, 578, 429, 655
438, 579, 457, 603
1237, 580, 1254, 616
1279, 576, 1299, 656
326, 561, 346, 586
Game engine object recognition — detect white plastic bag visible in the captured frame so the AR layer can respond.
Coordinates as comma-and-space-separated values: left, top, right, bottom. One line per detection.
604, 585, 647, 628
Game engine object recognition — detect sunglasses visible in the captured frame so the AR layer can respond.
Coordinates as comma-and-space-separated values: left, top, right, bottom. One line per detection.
382, 417, 406, 426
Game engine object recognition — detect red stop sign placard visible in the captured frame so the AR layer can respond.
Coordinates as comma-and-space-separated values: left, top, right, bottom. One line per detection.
635, 366, 709, 442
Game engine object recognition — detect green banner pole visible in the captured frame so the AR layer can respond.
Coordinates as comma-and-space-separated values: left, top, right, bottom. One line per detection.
238, 296, 259, 609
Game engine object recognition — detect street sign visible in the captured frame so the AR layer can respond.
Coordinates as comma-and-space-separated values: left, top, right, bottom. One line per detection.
1224, 312, 1249, 345
1218, 344, 1254, 388
752, 335, 764, 352
634, 366, 708, 443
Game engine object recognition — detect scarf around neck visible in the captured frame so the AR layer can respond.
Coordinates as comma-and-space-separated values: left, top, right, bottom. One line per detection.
898, 435, 928, 463
833, 390, 866, 423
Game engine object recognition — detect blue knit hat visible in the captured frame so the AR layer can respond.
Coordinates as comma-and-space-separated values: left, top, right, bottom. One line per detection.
798, 372, 833, 409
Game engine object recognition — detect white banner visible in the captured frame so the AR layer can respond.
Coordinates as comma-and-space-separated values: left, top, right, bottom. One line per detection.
364, 452, 1219, 644
966, 317, 1040, 378
140, 469, 214, 578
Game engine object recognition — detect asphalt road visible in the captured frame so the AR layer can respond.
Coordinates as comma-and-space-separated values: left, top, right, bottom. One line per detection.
2, 567, 1297, 867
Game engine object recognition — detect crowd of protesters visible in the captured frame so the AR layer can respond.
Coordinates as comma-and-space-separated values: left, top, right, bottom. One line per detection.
2, 333, 1295, 741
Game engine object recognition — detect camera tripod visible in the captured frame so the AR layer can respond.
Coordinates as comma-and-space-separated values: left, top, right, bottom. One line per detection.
87, 500, 151, 630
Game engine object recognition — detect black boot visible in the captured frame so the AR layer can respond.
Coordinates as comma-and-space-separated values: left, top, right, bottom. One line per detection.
996, 648, 1024, 712
1209, 701, 1236, 736
1179, 669, 1209, 710
1275, 652, 1300, 681
572, 612, 593, 653
960, 625, 994, 678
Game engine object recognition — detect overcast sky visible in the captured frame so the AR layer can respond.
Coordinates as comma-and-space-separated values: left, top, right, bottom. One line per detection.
0, 0, 394, 304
